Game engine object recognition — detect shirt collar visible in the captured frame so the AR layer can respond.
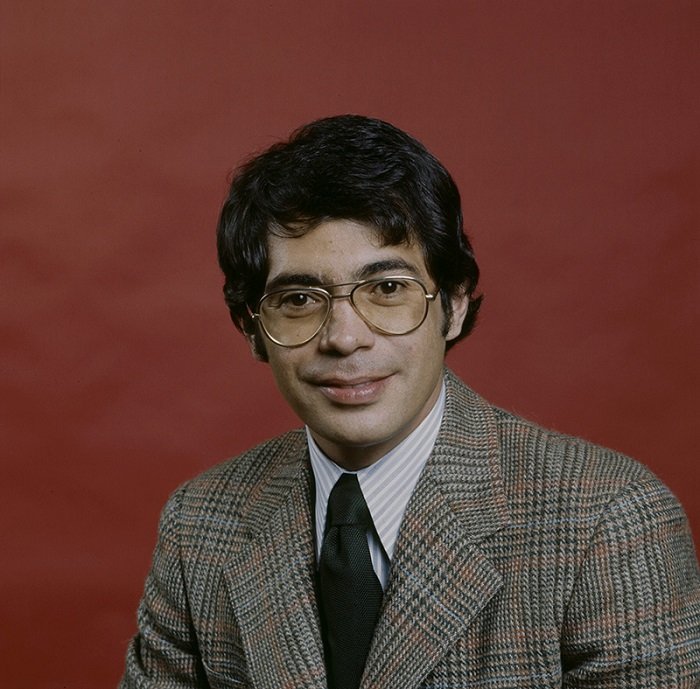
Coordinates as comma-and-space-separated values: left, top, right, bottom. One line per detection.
307, 380, 445, 561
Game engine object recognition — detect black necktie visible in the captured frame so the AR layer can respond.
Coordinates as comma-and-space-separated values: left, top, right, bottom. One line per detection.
319, 473, 383, 689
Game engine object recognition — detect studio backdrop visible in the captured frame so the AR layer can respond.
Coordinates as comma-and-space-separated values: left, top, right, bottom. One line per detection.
1, 2, 698, 687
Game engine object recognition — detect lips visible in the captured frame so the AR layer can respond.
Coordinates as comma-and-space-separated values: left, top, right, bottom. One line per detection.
309, 374, 392, 405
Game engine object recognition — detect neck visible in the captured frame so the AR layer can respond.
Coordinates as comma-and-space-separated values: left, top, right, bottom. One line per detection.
312, 440, 385, 471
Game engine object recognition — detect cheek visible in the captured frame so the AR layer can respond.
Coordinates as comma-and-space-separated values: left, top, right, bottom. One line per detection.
266, 353, 306, 403
423, 310, 450, 353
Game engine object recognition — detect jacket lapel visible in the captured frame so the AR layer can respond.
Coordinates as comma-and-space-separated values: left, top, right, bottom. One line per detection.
223, 435, 327, 689
362, 370, 512, 689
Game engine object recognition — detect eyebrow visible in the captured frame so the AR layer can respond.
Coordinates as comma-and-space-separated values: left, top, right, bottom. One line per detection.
265, 273, 325, 292
265, 258, 423, 292
355, 259, 421, 280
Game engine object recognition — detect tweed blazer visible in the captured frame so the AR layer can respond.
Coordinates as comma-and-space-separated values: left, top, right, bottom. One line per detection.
121, 370, 700, 688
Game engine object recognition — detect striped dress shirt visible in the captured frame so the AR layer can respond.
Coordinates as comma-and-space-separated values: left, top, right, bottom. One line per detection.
307, 382, 445, 589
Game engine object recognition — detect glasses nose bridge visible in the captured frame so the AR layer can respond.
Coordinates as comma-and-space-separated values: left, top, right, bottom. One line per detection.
327, 289, 355, 307
320, 284, 368, 328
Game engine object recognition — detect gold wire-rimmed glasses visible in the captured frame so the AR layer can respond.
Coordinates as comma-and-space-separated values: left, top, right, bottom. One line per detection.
251, 275, 437, 347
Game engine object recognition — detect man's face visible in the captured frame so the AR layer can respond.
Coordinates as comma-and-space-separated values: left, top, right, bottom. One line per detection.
253, 219, 468, 470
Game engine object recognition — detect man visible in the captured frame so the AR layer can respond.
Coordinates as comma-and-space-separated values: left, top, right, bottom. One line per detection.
121, 115, 700, 688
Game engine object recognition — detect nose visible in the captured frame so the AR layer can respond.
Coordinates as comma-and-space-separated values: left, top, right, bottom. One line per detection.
317, 295, 375, 355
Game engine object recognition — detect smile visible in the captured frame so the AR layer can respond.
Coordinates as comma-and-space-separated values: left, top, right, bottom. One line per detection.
312, 375, 392, 405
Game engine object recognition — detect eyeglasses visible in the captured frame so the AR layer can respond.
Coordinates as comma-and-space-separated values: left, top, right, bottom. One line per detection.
251, 275, 437, 347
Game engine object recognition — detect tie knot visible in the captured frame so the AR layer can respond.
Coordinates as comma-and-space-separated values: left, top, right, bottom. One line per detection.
326, 473, 372, 528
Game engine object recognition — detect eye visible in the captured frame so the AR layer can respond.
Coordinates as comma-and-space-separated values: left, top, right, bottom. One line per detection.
273, 289, 326, 316
281, 291, 313, 307
376, 280, 402, 295
371, 278, 408, 299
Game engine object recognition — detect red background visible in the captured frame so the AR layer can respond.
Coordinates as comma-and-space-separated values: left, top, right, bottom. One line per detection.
2, 2, 698, 686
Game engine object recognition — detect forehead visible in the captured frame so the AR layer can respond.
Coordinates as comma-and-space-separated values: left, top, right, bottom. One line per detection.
265, 219, 429, 286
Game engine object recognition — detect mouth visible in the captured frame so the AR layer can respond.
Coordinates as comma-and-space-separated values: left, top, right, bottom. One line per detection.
310, 374, 392, 405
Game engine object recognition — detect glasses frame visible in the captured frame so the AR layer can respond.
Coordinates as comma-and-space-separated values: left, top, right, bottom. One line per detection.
251, 275, 437, 347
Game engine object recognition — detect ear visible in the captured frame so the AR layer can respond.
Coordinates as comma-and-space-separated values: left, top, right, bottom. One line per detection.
445, 288, 469, 342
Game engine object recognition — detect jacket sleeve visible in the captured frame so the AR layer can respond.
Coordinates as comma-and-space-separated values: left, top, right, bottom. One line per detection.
561, 477, 700, 687
120, 487, 208, 689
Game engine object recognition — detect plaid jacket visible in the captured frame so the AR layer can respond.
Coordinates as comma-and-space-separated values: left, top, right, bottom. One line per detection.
121, 370, 700, 688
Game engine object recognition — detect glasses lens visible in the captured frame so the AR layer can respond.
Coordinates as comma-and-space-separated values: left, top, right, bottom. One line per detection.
353, 278, 428, 334
259, 289, 329, 345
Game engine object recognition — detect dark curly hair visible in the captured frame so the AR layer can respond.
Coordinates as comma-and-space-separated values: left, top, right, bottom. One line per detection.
216, 114, 482, 359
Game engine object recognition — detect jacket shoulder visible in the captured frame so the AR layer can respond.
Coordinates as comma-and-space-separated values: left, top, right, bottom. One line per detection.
163, 429, 308, 527
443, 369, 677, 518
489, 404, 694, 558
493, 404, 655, 498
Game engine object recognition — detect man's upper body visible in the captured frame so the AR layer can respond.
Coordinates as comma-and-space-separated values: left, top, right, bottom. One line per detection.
121, 370, 700, 688
121, 115, 700, 687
